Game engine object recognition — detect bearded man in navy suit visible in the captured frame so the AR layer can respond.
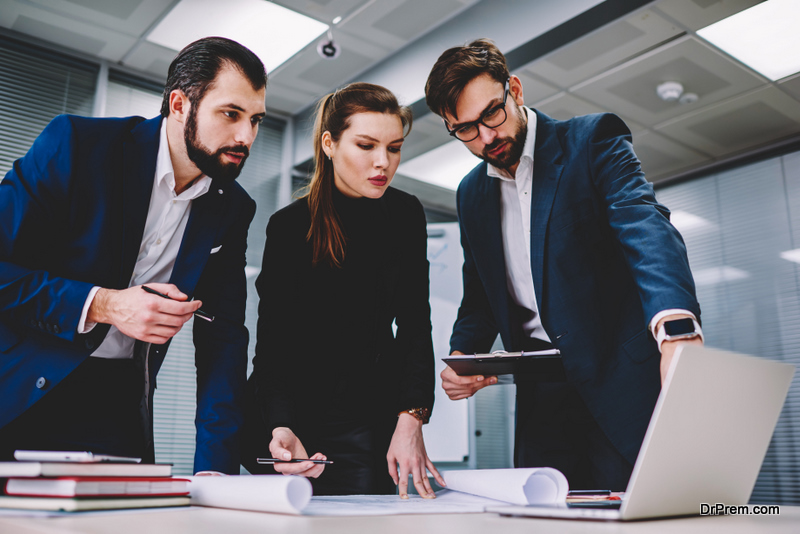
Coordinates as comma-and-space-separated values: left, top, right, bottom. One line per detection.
0, 37, 266, 474
426, 39, 703, 490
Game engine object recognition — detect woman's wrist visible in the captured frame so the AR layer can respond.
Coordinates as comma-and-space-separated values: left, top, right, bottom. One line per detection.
397, 407, 430, 424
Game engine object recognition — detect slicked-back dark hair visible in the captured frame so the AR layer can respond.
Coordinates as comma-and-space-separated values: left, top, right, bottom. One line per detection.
425, 38, 510, 121
160, 36, 267, 117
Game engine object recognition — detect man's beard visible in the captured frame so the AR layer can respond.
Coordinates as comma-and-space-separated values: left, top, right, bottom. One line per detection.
184, 105, 249, 183
476, 108, 527, 171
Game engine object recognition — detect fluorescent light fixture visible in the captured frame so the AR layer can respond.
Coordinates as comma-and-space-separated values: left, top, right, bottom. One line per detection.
397, 141, 482, 191
780, 248, 800, 264
697, 0, 800, 81
147, 0, 328, 73
670, 210, 714, 233
693, 266, 749, 287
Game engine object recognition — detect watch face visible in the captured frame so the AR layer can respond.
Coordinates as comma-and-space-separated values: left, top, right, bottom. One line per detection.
664, 318, 696, 336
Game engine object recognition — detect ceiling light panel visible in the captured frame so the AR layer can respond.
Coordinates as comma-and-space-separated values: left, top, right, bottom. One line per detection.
147, 0, 329, 73
697, 0, 800, 81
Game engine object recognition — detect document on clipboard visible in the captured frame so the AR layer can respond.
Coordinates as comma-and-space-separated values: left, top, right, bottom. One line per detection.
442, 349, 563, 379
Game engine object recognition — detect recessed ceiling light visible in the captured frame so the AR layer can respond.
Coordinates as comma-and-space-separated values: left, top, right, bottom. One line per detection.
397, 141, 482, 191
670, 210, 714, 232
147, 0, 328, 74
697, 0, 800, 81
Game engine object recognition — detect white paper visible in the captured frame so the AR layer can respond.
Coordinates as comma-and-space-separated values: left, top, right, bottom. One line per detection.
443, 468, 569, 506
187, 475, 311, 515
303, 489, 507, 516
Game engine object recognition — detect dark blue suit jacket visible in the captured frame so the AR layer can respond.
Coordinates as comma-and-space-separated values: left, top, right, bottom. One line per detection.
0, 115, 255, 473
450, 110, 700, 463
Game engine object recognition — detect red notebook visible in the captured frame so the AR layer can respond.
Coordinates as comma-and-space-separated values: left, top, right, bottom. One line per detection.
4, 476, 190, 498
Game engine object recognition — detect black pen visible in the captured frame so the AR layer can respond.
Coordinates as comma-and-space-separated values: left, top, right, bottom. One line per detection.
256, 458, 333, 465
141, 285, 214, 322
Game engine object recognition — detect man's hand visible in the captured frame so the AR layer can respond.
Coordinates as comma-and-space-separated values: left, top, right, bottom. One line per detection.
386, 414, 446, 499
269, 427, 326, 478
87, 283, 200, 344
440, 351, 497, 400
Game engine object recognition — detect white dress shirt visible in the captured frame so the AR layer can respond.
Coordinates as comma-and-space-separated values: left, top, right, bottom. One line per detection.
486, 107, 696, 348
487, 107, 551, 343
78, 120, 212, 359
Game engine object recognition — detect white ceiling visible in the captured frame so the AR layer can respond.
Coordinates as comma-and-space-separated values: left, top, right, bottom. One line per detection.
1, 0, 799, 198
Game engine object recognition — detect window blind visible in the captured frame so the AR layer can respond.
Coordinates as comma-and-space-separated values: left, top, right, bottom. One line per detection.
0, 36, 97, 178
657, 151, 800, 505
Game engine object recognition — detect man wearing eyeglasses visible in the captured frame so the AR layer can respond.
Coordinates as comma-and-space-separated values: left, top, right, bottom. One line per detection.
425, 39, 702, 490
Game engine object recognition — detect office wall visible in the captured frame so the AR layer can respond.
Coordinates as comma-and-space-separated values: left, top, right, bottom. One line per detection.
657, 150, 800, 505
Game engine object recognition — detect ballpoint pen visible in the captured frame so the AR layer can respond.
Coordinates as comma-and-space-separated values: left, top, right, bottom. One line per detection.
141, 285, 214, 322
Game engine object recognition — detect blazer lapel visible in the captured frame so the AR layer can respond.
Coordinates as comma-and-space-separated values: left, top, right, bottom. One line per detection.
120, 116, 161, 287
530, 110, 564, 311
169, 183, 226, 296
470, 165, 511, 333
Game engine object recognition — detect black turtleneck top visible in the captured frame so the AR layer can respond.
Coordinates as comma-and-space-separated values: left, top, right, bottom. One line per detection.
251, 185, 434, 433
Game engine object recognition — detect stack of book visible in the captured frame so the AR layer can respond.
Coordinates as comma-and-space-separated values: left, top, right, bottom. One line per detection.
0, 451, 190, 512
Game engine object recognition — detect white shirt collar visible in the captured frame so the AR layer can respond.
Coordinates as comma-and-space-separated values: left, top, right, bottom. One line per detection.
487, 106, 537, 182
155, 119, 212, 200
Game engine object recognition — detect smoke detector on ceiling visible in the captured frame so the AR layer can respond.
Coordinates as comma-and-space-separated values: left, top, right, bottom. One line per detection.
656, 81, 699, 105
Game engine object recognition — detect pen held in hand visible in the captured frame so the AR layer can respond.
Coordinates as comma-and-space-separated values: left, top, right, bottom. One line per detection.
256, 458, 333, 465
141, 285, 214, 322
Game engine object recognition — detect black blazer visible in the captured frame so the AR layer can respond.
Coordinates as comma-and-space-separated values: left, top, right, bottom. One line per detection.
250, 187, 435, 433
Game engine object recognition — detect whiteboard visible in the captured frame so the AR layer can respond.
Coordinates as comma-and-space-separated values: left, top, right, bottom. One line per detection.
422, 222, 470, 463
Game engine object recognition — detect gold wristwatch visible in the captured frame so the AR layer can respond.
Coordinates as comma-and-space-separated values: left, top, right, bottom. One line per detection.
398, 407, 431, 424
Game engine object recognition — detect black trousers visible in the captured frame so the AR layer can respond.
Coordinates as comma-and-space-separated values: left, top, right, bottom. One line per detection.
514, 381, 633, 492
0, 357, 147, 461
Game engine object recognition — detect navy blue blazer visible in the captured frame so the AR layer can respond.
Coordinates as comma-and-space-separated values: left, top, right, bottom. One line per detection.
0, 115, 255, 473
450, 110, 700, 463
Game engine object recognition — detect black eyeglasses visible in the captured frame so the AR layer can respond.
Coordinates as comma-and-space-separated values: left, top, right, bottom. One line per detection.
446, 79, 510, 142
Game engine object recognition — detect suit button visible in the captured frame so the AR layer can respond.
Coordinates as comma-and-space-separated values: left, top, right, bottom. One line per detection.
35, 377, 48, 389
38, 321, 45, 330
45, 324, 53, 333
85, 339, 95, 350
53, 325, 61, 334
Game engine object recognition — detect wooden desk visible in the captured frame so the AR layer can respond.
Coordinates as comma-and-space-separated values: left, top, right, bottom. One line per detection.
1, 505, 798, 534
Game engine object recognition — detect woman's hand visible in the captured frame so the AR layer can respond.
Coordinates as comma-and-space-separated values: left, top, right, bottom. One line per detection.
386, 414, 447, 499
269, 427, 327, 478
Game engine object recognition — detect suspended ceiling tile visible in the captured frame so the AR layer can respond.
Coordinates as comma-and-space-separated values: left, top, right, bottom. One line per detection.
654, 0, 763, 32
571, 35, 764, 127
631, 129, 710, 182
122, 41, 179, 79
341, 0, 477, 49
10, 0, 173, 36
515, 71, 560, 106
655, 86, 800, 157
3, 6, 136, 61
270, 28, 391, 95
523, 9, 682, 90
264, 82, 319, 115
778, 72, 800, 102
532, 92, 644, 133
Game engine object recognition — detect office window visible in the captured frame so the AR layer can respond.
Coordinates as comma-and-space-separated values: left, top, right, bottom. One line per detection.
0, 36, 96, 178
657, 150, 800, 505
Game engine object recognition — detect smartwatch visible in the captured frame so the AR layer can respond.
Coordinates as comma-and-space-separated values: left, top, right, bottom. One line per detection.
655, 317, 703, 351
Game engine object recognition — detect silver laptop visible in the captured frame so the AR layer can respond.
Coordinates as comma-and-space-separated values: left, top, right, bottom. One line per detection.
486, 344, 795, 521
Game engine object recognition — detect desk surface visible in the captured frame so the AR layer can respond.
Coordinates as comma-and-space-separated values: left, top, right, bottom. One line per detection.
1, 505, 798, 534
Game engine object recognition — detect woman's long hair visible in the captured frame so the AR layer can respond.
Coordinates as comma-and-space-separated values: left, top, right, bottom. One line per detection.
302, 82, 412, 268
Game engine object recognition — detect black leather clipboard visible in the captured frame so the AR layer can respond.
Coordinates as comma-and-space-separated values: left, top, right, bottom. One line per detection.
443, 349, 564, 380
